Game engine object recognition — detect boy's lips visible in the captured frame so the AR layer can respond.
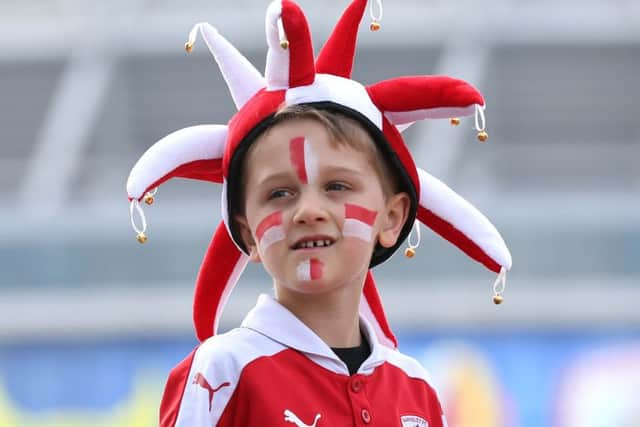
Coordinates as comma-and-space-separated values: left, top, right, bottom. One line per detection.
291, 235, 337, 250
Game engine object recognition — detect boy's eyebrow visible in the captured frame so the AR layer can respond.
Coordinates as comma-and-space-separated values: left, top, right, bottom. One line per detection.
255, 171, 294, 187
318, 165, 361, 176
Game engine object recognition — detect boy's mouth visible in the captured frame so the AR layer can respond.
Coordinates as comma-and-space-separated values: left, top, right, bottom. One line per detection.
292, 236, 336, 250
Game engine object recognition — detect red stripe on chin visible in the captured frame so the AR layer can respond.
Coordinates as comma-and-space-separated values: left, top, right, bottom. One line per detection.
289, 136, 308, 184
256, 211, 283, 240
310, 258, 323, 280
345, 204, 378, 225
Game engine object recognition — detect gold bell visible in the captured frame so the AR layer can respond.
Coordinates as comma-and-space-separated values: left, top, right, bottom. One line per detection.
477, 131, 489, 142
404, 247, 415, 258
370, 21, 381, 31
280, 40, 289, 49
144, 193, 154, 205
493, 294, 503, 305
136, 232, 148, 244
185, 42, 194, 53
450, 117, 461, 126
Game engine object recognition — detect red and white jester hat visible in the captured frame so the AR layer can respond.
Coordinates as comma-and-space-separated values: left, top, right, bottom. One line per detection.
126, 0, 512, 348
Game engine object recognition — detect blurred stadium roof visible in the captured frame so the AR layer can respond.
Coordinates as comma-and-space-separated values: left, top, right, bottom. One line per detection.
1, 0, 638, 339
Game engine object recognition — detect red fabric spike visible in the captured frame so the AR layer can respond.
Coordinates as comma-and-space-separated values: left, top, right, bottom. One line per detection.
363, 270, 398, 348
193, 222, 249, 342
281, 0, 315, 88
417, 206, 502, 274
316, 0, 367, 78
223, 89, 286, 176
367, 76, 485, 113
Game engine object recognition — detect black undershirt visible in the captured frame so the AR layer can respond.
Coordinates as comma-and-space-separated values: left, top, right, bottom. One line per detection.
331, 333, 371, 376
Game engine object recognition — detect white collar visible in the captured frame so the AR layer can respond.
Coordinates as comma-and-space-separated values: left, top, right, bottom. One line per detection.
241, 294, 387, 375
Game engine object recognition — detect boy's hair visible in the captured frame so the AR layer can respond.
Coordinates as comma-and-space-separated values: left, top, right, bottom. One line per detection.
241, 104, 402, 202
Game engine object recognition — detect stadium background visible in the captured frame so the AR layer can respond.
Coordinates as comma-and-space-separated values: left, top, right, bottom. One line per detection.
1, 0, 639, 426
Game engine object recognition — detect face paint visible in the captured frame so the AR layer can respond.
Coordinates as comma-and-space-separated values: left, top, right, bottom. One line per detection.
342, 204, 378, 242
256, 211, 285, 252
296, 258, 323, 281
289, 136, 318, 184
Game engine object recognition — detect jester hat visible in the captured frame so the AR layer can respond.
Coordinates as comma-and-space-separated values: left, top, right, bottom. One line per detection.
126, 0, 512, 348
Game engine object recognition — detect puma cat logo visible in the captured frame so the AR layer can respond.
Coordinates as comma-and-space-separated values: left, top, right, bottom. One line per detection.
284, 409, 321, 427
193, 372, 230, 412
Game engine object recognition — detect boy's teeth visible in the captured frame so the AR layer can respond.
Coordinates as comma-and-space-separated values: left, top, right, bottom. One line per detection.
298, 240, 333, 249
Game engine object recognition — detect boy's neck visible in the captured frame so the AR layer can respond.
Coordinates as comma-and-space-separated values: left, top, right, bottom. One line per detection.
275, 277, 364, 348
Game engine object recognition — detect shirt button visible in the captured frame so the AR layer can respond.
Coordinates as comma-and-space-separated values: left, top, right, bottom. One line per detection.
351, 378, 362, 392
361, 408, 371, 423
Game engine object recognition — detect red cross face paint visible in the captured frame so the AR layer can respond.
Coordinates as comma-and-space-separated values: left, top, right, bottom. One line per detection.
342, 204, 378, 242
255, 211, 285, 252
289, 136, 318, 184
296, 258, 323, 281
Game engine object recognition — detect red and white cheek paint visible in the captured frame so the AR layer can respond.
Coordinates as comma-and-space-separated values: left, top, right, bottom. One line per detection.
342, 204, 378, 242
255, 211, 285, 252
296, 258, 323, 281
289, 136, 318, 184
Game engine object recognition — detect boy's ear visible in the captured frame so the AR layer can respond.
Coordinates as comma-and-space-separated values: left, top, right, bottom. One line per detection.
234, 215, 261, 263
378, 192, 411, 248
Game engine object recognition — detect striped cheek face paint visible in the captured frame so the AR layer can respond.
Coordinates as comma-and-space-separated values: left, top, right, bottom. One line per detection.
296, 258, 323, 281
289, 136, 318, 184
342, 204, 378, 242
255, 211, 285, 252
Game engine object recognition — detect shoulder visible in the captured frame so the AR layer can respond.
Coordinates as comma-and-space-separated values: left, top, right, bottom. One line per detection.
161, 327, 287, 427
379, 346, 435, 387
194, 326, 286, 371
378, 347, 446, 421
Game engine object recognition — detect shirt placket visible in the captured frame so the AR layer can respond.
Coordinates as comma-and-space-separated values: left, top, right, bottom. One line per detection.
347, 374, 374, 426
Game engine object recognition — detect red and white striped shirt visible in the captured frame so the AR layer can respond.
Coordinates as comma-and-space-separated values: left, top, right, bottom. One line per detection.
160, 295, 447, 427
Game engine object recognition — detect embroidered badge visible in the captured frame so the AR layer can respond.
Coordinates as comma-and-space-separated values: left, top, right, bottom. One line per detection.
400, 415, 429, 427
192, 372, 230, 412
284, 409, 322, 427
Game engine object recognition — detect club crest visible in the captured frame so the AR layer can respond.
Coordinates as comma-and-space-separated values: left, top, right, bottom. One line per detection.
400, 415, 428, 427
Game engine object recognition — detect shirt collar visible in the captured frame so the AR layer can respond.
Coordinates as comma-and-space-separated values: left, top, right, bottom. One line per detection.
241, 294, 387, 373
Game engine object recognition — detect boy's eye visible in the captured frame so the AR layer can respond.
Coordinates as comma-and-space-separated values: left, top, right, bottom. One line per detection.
268, 188, 293, 200
326, 181, 350, 192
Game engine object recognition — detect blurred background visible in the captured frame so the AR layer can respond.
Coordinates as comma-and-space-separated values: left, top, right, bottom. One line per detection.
1, 0, 639, 426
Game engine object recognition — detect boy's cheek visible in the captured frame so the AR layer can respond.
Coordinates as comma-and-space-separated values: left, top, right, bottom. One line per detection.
342, 203, 378, 243
255, 211, 286, 252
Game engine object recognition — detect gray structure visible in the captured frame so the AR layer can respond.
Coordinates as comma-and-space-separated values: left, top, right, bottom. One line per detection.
1, 0, 639, 339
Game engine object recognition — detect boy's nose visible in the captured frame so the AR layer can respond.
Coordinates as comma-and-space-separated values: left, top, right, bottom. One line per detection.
292, 192, 328, 225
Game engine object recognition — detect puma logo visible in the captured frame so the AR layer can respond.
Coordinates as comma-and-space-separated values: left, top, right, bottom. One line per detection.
192, 372, 230, 412
284, 409, 321, 427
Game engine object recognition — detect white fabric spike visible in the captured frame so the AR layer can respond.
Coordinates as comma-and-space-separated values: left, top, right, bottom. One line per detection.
127, 125, 228, 200
265, 1, 290, 90
188, 23, 266, 110
417, 167, 512, 271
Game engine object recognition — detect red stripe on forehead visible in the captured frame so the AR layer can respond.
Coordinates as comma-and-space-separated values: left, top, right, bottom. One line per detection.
345, 204, 378, 225
256, 211, 283, 240
289, 136, 308, 184
310, 259, 323, 280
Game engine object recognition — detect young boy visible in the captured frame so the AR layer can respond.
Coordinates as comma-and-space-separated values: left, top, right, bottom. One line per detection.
126, 1, 511, 426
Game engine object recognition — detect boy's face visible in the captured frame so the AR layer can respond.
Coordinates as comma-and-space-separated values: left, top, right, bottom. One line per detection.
236, 118, 408, 295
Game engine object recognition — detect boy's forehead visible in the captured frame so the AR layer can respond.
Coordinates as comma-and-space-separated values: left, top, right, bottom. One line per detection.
244, 122, 368, 181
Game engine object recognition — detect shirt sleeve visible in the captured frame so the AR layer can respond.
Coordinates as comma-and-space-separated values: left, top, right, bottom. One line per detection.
159, 343, 236, 427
